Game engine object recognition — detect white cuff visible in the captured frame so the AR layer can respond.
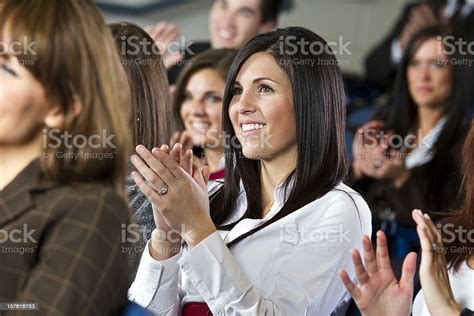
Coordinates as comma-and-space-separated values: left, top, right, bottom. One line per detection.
178, 231, 251, 314
129, 240, 182, 311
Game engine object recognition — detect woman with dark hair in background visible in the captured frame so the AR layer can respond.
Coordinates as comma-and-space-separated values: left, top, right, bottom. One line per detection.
0, 1, 132, 314
128, 27, 372, 315
340, 120, 474, 315
351, 25, 470, 260
110, 22, 175, 274
172, 48, 237, 181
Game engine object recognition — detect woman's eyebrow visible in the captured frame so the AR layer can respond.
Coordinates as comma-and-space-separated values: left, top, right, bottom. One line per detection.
253, 77, 278, 84
204, 90, 222, 96
234, 77, 279, 87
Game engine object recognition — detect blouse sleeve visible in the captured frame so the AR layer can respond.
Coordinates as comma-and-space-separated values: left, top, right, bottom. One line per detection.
128, 242, 183, 315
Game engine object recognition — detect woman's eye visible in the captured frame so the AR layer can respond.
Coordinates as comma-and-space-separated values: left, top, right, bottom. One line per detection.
0, 64, 17, 76
237, 9, 254, 18
232, 87, 243, 96
207, 95, 222, 103
408, 60, 419, 68
183, 92, 192, 101
258, 84, 273, 93
432, 60, 446, 68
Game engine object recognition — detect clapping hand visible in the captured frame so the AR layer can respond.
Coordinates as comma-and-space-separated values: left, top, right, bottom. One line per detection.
412, 210, 462, 316
131, 143, 216, 260
352, 120, 410, 187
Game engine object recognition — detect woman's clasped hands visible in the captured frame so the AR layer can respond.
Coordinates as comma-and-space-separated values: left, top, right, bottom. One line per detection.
130, 143, 217, 260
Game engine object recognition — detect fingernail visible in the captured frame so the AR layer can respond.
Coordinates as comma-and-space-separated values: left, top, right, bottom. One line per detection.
136, 145, 145, 154
423, 213, 431, 220
131, 155, 139, 163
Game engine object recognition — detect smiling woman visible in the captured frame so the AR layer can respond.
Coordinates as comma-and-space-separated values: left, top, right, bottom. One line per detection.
173, 48, 237, 178
128, 27, 372, 316
350, 25, 470, 262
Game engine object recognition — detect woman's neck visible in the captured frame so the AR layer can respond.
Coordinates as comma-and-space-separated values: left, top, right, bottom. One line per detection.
204, 146, 224, 174
0, 136, 42, 190
260, 146, 297, 214
416, 106, 446, 138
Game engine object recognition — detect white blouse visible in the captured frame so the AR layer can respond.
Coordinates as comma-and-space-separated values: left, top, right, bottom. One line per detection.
413, 261, 474, 315
128, 182, 372, 315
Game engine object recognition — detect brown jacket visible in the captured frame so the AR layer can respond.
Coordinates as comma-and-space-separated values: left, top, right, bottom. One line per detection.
0, 160, 131, 315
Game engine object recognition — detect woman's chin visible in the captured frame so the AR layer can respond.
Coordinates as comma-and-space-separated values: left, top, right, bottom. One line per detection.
241, 148, 272, 160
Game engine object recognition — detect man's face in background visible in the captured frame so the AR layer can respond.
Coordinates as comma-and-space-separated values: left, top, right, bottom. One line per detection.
209, 0, 276, 49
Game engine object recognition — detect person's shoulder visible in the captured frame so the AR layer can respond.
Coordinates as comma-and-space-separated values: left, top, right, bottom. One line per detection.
317, 183, 368, 208
301, 183, 372, 231
45, 183, 129, 221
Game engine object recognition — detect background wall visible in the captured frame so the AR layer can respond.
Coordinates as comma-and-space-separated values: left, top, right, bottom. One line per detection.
100, 0, 410, 75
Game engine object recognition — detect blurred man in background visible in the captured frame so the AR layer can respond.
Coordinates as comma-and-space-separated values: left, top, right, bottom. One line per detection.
146, 0, 289, 84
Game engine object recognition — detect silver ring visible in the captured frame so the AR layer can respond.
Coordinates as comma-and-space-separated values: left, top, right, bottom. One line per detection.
373, 160, 383, 169
158, 185, 168, 196
431, 243, 438, 252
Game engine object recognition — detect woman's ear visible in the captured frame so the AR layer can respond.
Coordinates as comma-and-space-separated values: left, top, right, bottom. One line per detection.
43, 96, 83, 129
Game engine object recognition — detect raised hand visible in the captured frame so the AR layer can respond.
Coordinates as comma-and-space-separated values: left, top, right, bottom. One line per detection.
338, 231, 417, 316
352, 120, 386, 180
411, 210, 462, 316
144, 22, 184, 69
400, 4, 439, 50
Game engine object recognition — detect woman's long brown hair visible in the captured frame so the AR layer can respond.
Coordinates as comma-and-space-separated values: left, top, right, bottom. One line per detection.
0, 0, 131, 194
110, 22, 172, 150
444, 120, 474, 272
